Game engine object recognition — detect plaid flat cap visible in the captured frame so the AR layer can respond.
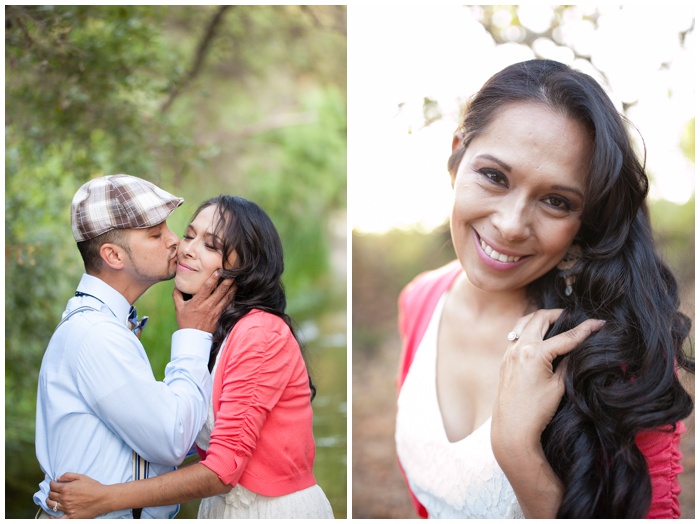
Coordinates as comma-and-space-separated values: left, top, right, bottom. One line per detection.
71, 174, 184, 242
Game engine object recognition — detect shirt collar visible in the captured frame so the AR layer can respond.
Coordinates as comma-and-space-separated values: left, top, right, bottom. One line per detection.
75, 274, 132, 324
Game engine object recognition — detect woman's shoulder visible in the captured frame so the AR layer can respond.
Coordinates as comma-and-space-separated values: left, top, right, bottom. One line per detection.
400, 260, 462, 309
233, 309, 292, 338
397, 260, 462, 359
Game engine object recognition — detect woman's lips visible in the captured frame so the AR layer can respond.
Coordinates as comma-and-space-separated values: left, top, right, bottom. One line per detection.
473, 230, 530, 271
479, 238, 522, 263
177, 261, 196, 272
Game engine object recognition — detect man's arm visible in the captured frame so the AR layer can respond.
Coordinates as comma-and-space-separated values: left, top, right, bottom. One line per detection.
76, 324, 211, 466
76, 272, 234, 466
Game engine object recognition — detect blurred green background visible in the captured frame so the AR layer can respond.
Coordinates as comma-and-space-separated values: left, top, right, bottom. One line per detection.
5, 5, 347, 518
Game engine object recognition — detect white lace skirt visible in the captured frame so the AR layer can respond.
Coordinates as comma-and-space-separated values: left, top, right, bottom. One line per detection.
197, 483, 334, 519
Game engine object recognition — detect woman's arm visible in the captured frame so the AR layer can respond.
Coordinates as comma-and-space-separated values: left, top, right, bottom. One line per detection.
48, 463, 230, 519
492, 432, 564, 518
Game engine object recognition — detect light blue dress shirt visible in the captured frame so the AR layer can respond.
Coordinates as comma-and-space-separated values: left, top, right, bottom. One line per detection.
34, 274, 212, 518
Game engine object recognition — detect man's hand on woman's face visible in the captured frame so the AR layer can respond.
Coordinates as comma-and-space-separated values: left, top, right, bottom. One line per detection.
174, 270, 236, 333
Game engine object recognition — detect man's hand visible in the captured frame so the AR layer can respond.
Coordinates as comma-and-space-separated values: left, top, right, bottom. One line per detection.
173, 271, 236, 333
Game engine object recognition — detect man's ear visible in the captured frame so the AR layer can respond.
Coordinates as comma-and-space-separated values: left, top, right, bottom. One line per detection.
99, 243, 128, 270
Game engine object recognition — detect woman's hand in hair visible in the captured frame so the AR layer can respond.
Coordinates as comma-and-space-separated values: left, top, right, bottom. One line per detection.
492, 309, 605, 449
490, 309, 605, 518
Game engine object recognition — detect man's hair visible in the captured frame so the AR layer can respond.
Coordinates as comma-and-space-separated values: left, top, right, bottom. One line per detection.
76, 228, 131, 273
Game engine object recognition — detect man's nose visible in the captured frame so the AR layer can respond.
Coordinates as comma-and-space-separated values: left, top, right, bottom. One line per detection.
165, 227, 179, 248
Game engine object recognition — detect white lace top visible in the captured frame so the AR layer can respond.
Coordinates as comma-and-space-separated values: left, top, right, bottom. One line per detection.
194, 348, 218, 453
395, 294, 524, 519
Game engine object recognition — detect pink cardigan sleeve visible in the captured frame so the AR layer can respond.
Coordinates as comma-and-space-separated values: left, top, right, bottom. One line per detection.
636, 421, 686, 518
200, 319, 295, 486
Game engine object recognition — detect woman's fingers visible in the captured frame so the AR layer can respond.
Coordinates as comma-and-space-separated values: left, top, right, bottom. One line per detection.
46, 474, 81, 518
508, 309, 604, 361
507, 309, 563, 343
541, 318, 605, 359
52, 472, 81, 485
45, 495, 64, 517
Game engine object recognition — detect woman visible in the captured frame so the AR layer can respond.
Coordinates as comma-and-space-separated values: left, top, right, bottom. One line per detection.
395, 59, 693, 519
47, 195, 334, 519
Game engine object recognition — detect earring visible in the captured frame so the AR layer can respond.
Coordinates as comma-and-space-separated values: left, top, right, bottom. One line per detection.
557, 245, 581, 297
563, 275, 575, 297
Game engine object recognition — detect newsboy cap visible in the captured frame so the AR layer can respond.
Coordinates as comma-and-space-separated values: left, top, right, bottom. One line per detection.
71, 174, 184, 242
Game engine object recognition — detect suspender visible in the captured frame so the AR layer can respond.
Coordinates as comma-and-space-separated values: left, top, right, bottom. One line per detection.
57, 297, 147, 519
131, 451, 148, 518
56, 305, 99, 329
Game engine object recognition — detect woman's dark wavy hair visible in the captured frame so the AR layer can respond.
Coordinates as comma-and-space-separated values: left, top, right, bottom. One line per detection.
191, 195, 315, 400
448, 59, 694, 518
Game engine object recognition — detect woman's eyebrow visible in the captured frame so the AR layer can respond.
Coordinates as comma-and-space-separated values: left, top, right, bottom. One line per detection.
202, 230, 224, 245
474, 153, 512, 172
552, 184, 585, 200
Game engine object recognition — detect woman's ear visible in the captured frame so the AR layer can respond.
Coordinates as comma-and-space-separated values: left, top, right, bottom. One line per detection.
451, 132, 463, 152
449, 132, 466, 188
99, 243, 128, 270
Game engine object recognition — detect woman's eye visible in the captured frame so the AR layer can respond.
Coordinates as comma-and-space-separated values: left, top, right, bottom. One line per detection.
544, 195, 573, 211
479, 168, 508, 187
182, 234, 193, 240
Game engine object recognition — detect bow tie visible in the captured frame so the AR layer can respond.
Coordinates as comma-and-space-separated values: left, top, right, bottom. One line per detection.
127, 306, 149, 338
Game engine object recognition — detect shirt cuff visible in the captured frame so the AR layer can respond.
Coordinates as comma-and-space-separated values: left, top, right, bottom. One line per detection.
171, 329, 213, 360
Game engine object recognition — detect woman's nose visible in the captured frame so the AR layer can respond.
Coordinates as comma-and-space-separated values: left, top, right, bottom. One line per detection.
491, 196, 531, 242
181, 240, 196, 258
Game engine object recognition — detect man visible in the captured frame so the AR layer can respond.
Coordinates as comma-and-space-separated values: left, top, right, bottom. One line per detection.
34, 174, 233, 518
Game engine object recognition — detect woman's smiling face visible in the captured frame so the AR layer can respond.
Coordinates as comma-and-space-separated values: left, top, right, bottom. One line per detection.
175, 205, 236, 295
450, 101, 592, 293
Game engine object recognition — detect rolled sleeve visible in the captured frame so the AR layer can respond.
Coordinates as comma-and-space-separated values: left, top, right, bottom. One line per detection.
637, 422, 685, 519
171, 328, 212, 360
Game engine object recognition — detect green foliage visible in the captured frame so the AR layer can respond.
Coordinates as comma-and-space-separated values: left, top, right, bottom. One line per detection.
6, 6, 187, 177
680, 118, 695, 164
352, 226, 453, 355
248, 86, 347, 315
649, 197, 695, 288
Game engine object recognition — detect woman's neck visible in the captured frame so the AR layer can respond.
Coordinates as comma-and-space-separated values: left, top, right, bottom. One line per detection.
453, 272, 531, 321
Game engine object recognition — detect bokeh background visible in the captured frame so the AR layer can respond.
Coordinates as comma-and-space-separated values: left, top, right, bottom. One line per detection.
350, 5, 695, 518
5, 6, 347, 518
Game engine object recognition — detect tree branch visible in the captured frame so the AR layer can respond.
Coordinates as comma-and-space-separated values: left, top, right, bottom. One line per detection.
160, 5, 231, 114
300, 5, 346, 35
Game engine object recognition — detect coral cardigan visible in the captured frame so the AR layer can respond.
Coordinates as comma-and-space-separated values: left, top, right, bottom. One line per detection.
198, 309, 317, 497
397, 261, 685, 519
